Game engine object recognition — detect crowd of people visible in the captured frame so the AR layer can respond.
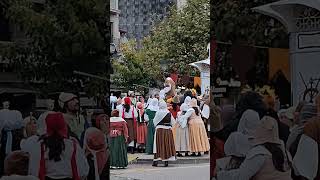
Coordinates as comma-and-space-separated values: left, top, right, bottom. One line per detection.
110, 84, 210, 167
211, 90, 320, 180
0, 77, 210, 179
0, 92, 109, 180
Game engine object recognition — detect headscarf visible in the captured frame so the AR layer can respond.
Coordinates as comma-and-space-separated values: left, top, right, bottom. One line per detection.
4, 150, 29, 176
147, 98, 159, 112
180, 103, 189, 112
45, 113, 68, 138
124, 97, 131, 105
252, 116, 282, 146
84, 127, 107, 180
153, 100, 170, 126
237, 109, 261, 137
188, 98, 198, 108
95, 114, 108, 129
224, 132, 251, 157
184, 96, 192, 105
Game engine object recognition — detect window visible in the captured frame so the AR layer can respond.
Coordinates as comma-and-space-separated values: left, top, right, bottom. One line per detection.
110, 22, 114, 42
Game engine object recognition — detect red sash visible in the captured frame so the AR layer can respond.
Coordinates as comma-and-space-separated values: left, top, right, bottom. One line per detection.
38, 139, 80, 180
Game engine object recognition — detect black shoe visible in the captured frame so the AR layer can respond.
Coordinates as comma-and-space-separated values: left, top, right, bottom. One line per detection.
164, 161, 169, 167
185, 153, 189, 156
130, 147, 135, 154
204, 151, 209, 154
197, 152, 201, 156
191, 153, 196, 157
177, 153, 183, 157
152, 161, 158, 167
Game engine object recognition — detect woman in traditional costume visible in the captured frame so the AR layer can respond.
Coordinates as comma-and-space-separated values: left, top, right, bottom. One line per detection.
84, 127, 109, 180
145, 98, 159, 154
214, 116, 292, 180
136, 102, 147, 153
175, 103, 190, 157
152, 100, 176, 167
109, 110, 128, 169
21, 112, 89, 180
183, 98, 209, 156
118, 97, 138, 154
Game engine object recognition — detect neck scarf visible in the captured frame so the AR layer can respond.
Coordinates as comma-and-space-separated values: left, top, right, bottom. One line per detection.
153, 100, 170, 126
84, 127, 107, 180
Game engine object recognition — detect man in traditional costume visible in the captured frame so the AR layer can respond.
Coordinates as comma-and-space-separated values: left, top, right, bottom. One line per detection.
58, 92, 87, 144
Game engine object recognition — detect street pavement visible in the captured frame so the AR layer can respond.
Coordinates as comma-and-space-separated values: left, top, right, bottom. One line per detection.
110, 163, 210, 180
110, 153, 210, 180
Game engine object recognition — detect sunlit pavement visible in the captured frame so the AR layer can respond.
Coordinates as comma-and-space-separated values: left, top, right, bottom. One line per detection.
110, 153, 210, 180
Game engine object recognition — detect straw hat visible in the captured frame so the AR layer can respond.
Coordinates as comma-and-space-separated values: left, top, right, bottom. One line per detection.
252, 116, 282, 146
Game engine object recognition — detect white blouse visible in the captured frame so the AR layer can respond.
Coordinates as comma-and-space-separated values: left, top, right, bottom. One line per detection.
118, 105, 138, 119
21, 136, 89, 179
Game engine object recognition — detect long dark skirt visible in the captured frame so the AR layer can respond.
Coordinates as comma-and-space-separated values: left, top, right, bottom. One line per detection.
110, 135, 128, 168
146, 122, 155, 154
154, 128, 176, 160
124, 118, 136, 144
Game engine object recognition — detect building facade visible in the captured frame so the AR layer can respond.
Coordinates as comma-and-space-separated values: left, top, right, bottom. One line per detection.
110, 0, 121, 48
118, 0, 176, 43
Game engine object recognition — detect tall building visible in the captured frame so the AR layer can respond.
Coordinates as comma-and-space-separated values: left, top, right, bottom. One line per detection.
118, 0, 176, 43
110, 0, 121, 48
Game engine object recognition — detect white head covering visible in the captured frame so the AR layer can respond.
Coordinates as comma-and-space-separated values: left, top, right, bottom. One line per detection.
293, 134, 318, 179
237, 109, 261, 137
153, 100, 170, 126
184, 96, 192, 105
110, 96, 117, 103
224, 132, 251, 157
146, 98, 152, 107
110, 117, 126, 123
180, 103, 189, 112
147, 98, 159, 111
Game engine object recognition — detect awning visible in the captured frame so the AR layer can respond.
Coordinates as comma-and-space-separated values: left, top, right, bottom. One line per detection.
189, 58, 210, 72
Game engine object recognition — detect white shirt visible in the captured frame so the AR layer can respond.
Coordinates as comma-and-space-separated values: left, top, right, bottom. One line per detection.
21, 136, 89, 179
118, 105, 138, 119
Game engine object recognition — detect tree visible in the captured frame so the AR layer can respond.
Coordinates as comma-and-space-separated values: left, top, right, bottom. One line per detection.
2, 0, 109, 96
140, 0, 210, 81
112, 40, 152, 90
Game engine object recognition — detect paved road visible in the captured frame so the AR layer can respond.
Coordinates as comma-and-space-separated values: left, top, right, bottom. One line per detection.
111, 163, 210, 180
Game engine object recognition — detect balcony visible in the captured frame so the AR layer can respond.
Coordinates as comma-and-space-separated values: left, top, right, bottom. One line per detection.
110, 0, 120, 14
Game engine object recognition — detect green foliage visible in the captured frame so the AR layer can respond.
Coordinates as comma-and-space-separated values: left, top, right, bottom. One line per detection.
2, 0, 109, 95
112, 40, 151, 90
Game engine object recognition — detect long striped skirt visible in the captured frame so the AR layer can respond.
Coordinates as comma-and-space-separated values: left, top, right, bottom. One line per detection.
153, 127, 176, 161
